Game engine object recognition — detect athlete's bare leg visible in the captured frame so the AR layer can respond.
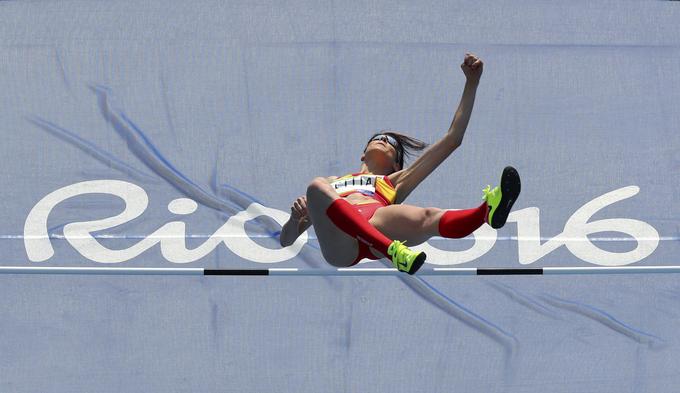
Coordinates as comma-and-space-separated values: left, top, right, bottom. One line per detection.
305, 177, 360, 267
369, 205, 445, 246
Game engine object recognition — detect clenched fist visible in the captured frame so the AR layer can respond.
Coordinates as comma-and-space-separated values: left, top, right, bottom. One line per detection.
461, 52, 483, 84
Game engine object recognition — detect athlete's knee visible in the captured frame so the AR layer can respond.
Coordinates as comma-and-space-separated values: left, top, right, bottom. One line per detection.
423, 207, 443, 227
306, 177, 332, 199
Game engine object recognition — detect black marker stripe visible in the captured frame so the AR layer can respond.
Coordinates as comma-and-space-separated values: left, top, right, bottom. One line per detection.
476, 268, 543, 275
204, 269, 269, 276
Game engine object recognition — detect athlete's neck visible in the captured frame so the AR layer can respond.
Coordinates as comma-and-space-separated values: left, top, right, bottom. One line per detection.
359, 162, 394, 176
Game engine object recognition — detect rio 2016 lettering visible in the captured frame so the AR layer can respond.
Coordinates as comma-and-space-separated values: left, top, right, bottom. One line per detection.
24, 180, 659, 266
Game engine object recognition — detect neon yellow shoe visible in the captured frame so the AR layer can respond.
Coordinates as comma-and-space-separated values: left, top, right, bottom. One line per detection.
387, 240, 426, 275
482, 166, 521, 229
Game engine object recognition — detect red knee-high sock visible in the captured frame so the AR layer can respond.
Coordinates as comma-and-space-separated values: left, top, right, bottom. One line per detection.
326, 199, 392, 256
438, 202, 489, 239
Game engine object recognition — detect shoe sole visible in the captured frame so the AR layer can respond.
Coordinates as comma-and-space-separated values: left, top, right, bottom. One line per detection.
490, 166, 521, 229
407, 252, 427, 275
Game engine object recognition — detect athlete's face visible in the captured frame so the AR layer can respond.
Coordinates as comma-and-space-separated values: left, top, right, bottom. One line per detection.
363, 134, 401, 171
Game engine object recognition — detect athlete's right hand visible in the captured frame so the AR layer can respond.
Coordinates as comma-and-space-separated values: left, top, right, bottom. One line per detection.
290, 196, 309, 223
461, 52, 483, 84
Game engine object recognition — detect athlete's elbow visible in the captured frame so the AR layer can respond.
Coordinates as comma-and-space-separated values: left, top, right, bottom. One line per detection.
279, 232, 295, 248
279, 223, 295, 247
445, 131, 463, 150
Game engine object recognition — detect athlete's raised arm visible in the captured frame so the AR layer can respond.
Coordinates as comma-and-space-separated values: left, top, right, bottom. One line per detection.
389, 53, 484, 203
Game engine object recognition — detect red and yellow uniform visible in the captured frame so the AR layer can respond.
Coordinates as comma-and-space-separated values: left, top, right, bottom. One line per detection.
329, 172, 397, 263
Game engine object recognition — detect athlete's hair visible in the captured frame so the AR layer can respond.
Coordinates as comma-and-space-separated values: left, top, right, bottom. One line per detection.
364, 130, 428, 170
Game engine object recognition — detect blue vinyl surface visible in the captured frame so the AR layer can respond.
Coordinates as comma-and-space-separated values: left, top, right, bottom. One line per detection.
1, 1, 679, 391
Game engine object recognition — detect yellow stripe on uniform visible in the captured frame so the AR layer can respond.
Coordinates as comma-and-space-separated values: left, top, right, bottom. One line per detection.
375, 177, 396, 204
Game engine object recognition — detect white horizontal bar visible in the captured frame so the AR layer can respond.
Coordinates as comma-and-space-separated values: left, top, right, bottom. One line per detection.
432, 268, 478, 275
2, 266, 680, 276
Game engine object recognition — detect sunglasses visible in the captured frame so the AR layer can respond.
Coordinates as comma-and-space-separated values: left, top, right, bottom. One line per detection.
368, 134, 402, 165
369, 134, 399, 150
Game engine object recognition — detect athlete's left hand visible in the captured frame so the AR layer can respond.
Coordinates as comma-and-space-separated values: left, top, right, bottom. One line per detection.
461, 52, 483, 84
291, 196, 309, 223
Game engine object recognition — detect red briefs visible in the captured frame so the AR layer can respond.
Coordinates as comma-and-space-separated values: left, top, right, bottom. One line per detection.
349, 201, 385, 265
328, 172, 398, 266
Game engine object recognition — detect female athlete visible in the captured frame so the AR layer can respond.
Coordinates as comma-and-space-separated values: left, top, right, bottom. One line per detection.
279, 53, 521, 274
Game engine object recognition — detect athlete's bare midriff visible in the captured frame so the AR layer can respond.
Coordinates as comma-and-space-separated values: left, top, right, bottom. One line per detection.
343, 192, 384, 206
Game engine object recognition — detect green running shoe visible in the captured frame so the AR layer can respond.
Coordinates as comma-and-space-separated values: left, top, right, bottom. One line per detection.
482, 166, 521, 229
387, 240, 426, 275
